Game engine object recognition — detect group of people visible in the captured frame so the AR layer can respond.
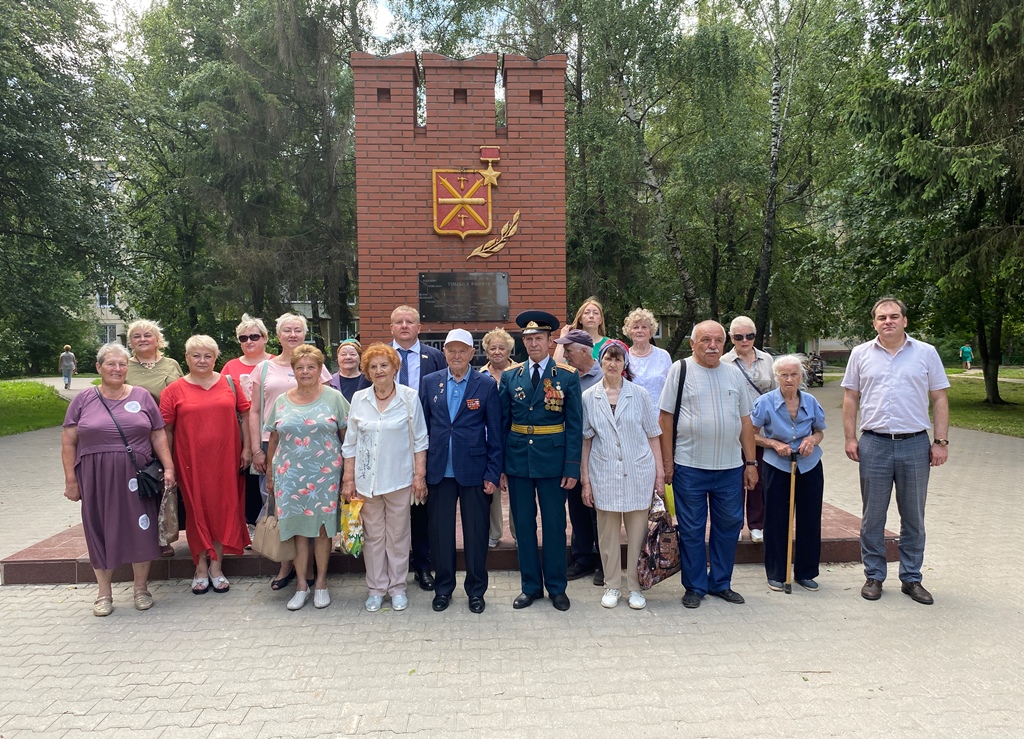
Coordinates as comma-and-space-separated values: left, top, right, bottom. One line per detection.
60, 295, 949, 617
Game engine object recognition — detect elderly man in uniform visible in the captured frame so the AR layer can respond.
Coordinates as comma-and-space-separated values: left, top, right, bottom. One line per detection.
421, 329, 503, 614
390, 304, 447, 591
659, 320, 758, 609
842, 297, 949, 605
498, 310, 583, 611
554, 328, 604, 584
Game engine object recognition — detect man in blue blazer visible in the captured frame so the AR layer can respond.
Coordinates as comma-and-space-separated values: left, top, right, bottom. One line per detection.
391, 304, 448, 590
498, 310, 583, 611
421, 329, 503, 613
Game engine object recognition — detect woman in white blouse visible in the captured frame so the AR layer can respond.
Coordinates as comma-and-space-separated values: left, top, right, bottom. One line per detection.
581, 340, 664, 610
342, 343, 428, 612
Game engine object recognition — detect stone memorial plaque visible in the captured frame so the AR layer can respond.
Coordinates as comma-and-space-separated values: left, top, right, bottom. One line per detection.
419, 272, 509, 323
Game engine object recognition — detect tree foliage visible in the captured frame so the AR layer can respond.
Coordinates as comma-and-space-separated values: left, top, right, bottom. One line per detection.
0, 0, 121, 373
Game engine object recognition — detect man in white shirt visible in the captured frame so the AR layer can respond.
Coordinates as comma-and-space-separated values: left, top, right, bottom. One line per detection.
659, 320, 758, 609
842, 297, 949, 605
390, 305, 447, 591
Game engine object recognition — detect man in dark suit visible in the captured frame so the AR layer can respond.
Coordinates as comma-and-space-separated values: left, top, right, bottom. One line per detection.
498, 310, 583, 611
391, 304, 448, 590
421, 329, 503, 614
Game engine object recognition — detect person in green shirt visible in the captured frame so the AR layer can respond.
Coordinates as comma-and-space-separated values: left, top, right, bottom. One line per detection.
959, 341, 974, 370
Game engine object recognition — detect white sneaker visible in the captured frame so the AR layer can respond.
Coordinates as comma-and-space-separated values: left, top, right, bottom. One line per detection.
751, 528, 764, 543
287, 589, 309, 611
738, 530, 744, 542
488, 537, 499, 548
628, 591, 646, 610
313, 588, 330, 609
601, 588, 620, 608
365, 595, 384, 612
392, 593, 409, 611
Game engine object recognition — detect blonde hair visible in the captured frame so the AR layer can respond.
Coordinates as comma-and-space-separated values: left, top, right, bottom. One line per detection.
622, 308, 658, 337
236, 313, 268, 337
96, 342, 130, 364
360, 343, 401, 380
275, 312, 308, 334
126, 319, 168, 356
482, 327, 515, 352
729, 315, 756, 334
63, 344, 72, 351
184, 334, 219, 356
571, 297, 607, 336
290, 344, 325, 370
390, 305, 420, 323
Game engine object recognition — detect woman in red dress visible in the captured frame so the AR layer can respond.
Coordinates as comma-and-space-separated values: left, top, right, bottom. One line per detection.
160, 335, 252, 594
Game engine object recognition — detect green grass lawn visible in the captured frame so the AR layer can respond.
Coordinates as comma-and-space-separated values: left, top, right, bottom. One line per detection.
997, 367, 1024, 380
0, 381, 69, 437
947, 378, 1024, 438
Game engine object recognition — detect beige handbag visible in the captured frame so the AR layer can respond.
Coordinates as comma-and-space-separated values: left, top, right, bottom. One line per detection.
157, 487, 180, 547
251, 498, 296, 562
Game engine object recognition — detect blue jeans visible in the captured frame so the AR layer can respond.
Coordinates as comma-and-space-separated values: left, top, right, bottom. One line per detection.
858, 432, 930, 583
673, 464, 743, 595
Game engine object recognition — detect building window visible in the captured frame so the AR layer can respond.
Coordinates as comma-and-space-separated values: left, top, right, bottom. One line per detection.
101, 324, 118, 343
97, 289, 113, 309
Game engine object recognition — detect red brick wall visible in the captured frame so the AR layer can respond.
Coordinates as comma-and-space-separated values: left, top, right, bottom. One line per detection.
351, 52, 567, 343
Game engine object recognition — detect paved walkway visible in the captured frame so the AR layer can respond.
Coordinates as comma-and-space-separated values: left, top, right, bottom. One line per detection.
1, 381, 1022, 736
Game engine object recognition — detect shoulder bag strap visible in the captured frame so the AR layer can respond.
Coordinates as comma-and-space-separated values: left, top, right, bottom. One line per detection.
94, 388, 143, 474
671, 359, 686, 450
733, 358, 765, 396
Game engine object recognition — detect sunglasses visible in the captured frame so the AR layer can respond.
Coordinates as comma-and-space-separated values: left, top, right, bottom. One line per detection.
731, 333, 756, 342
238, 333, 264, 343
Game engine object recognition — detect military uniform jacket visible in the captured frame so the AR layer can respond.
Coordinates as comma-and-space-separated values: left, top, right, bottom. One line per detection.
498, 358, 583, 480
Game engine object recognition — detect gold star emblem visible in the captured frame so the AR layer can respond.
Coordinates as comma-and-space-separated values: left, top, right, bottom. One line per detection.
480, 163, 501, 186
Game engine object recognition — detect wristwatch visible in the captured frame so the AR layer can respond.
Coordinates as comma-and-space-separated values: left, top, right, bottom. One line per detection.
933, 438, 949, 446
744, 460, 757, 466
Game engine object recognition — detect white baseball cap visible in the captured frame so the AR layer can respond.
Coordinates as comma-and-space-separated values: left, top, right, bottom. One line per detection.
444, 328, 474, 348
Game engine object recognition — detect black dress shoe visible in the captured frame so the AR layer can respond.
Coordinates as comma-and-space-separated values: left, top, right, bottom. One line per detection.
431, 594, 451, 611
551, 593, 571, 611
468, 596, 485, 614
709, 588, 745, 604
513, 592, 542, 609
414, 569, 436, 591
593, 569, 605, 586
901, 581, 933, 605
565, 562, 595, 581
682, 589, 702, 608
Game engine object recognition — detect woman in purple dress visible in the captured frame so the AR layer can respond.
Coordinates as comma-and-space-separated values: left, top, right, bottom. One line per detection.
62, 343, 176, 617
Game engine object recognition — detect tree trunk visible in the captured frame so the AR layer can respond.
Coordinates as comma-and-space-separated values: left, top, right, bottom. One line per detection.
755, 43, 784, 349
979, 281, 1005, 405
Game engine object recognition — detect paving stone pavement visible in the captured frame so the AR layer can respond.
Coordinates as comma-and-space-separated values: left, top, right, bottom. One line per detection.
1, 380, 1022, 737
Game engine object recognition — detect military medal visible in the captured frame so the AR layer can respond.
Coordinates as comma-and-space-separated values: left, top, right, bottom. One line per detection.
543, 378, 564, 412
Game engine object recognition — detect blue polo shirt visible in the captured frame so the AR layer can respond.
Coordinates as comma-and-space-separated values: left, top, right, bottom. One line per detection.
444, 369, 469, 478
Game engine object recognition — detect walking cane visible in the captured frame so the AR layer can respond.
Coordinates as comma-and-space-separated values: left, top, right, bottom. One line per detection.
784, 451, 798, 595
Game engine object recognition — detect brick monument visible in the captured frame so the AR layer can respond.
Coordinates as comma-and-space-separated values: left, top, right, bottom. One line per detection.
351, 52, 567, 347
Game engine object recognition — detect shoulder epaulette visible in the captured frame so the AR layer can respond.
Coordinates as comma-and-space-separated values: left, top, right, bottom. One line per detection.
555, 361, 578, 374
506, 362, 524, 372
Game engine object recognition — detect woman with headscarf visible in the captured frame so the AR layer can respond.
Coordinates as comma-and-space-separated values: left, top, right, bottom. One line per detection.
329, 339, 369, 402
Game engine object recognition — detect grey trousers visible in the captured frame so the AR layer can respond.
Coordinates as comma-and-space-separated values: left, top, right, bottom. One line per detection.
858, 432, 930, 583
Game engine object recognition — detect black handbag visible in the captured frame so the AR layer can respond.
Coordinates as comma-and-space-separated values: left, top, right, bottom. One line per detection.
95, 388, 165, 499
